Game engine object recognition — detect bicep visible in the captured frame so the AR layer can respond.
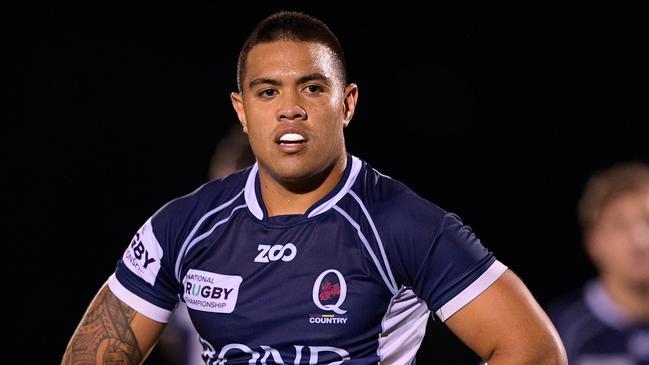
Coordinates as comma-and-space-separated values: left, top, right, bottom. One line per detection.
62, 283, 167, 365
445, 270, 565, 363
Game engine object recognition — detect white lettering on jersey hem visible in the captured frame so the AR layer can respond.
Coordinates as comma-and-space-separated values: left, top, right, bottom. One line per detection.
107, 274, 172, 323
174, 189, 245, 281
202, 341, 349, 365
308, 156, 362, 218
348, 190, 398, 291
435, 260, 508, 321
333, 205, 397, 294
309, 346, 350, 365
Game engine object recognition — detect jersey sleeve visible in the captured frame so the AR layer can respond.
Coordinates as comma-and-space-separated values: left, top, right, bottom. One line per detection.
107, 192, 196, 323
413, 212, 507, 321
107, 217, 178, 323
380, 190, 507, 322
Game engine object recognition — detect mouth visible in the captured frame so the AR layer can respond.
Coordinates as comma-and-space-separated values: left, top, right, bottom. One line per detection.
275, 130, 308, 154
277, 133, 307, 145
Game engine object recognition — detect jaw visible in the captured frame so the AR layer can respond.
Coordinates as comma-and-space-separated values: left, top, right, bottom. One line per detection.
257, 148, 346, 195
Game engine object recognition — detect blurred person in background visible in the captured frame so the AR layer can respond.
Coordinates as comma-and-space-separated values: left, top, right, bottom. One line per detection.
154, 124, 254, 365
547, 161, 649, 365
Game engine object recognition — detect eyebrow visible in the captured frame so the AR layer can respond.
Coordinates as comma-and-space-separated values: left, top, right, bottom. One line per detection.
248, 78, 280, 89
247, 73, 332, 90
297, 73, 331, 86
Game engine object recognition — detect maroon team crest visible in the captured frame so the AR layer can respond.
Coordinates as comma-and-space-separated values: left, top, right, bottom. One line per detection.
312, 269, 347, 314
319, 281, 341, 302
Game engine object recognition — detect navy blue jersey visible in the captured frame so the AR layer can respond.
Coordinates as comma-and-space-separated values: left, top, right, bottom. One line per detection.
108, 154, 507, 364
547, 281, 649, 365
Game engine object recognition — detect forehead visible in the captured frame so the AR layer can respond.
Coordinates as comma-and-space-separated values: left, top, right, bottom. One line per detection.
602, 189, 649, 217
244, 41, 340, 85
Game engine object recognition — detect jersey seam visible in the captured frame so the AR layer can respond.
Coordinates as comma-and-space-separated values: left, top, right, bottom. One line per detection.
174, 190, 246, 281
377, 285, 406, 364
333, 204, 397, 295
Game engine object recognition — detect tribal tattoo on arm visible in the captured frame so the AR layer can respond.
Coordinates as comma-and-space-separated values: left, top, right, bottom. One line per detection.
62, 286, 143, 365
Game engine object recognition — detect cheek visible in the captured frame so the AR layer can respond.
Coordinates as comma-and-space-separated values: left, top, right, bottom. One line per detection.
316, 107, 345, 139
315, 123, 344, 149
601, 236, 634, 265
248, 129, 269, 151
243, 101, 272, 124
243, 122, 269, 151
590, 233, 618, 261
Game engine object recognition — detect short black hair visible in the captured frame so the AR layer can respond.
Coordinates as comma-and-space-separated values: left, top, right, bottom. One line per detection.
236, 11, 347, 93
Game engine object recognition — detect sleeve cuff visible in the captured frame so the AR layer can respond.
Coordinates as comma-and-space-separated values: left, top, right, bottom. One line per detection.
435, 260, 508, 322
107, 274, 173, 323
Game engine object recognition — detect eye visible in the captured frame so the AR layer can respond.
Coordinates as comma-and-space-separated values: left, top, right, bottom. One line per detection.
302, 84, 323, 94
258, 89, 277, 98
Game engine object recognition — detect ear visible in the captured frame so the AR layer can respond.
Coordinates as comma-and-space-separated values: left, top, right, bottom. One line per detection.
342, 83, 359, 128
230, 92, 248, 134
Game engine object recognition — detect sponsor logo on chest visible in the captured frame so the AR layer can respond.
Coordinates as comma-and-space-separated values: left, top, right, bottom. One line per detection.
183, 269, 242, 313
254, 243, 297, 263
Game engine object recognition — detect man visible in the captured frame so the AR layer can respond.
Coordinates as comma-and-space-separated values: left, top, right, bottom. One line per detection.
62, 11, 566, 364
547, 162, 649, 364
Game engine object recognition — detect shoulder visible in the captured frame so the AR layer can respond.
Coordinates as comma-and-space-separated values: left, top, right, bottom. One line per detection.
351, 161, 449, 238
150, 166, 250, 231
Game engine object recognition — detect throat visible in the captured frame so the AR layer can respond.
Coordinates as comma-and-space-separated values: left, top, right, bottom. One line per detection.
261, 176, 332, 217
258, 158, 347, 217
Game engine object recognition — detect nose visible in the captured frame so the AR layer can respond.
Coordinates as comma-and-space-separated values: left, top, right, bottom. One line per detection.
276, 92, 307, 121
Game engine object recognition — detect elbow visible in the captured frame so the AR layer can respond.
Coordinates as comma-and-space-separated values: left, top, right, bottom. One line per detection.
528, 343, 568, 365
538, 324, 568, 365
489, 337, 568, 365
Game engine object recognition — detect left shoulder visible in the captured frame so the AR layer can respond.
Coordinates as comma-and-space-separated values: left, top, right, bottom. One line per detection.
349, 160, 449, 237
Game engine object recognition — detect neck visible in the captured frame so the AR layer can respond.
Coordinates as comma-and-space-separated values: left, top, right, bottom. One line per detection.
601, 275, 649, 322
258, 155, 347, 217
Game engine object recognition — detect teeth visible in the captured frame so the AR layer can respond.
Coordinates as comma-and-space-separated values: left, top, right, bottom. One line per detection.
279, 133, 305, 142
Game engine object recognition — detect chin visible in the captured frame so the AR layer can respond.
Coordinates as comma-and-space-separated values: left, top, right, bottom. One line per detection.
269, 159, 314, 181
622, 271, 649, 287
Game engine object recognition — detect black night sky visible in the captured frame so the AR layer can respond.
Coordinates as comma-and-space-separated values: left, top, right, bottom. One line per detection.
6, 1, 648, 363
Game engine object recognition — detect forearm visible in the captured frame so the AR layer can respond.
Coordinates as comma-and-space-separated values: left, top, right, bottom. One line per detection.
485, 347, 567, 365
61, 285, 146, 365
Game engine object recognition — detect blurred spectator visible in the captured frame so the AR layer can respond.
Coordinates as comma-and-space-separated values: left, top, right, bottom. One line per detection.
154, 123, 254, 365
547, 161, 649, 365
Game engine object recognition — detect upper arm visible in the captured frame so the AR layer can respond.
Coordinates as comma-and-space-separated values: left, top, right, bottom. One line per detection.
61, 283, 167, 365
445, 270, 567, 364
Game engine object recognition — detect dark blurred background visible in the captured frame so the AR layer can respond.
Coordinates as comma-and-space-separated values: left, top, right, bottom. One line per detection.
5, 1, 648, 363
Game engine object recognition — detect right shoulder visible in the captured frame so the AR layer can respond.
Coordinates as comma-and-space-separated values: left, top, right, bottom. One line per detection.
109, 167, 253, 320
130, 166, 251, 280
150, 166, 251, 231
